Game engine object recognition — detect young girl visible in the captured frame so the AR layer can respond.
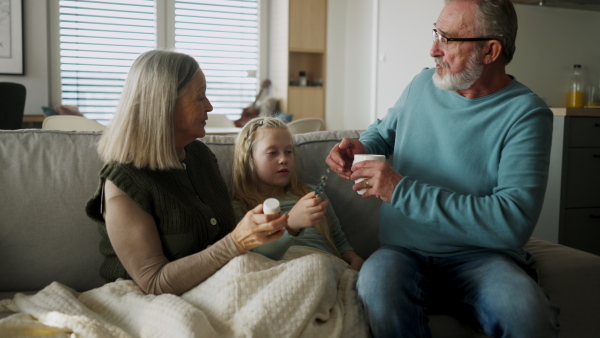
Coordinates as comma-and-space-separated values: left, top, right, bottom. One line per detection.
231, 117, 364, 271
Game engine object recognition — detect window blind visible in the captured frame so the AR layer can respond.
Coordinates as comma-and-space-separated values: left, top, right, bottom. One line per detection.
58, 0, 156, 125
58, 0, 260, 124
174, 0, 259, 118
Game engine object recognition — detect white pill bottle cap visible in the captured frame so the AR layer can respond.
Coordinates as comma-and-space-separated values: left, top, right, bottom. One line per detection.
263, 198, 281, 215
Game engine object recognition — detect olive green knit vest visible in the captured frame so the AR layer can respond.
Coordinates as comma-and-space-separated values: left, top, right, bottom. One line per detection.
86, 141, 236, 282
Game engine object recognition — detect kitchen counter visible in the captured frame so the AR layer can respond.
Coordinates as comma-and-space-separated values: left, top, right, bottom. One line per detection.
551, 107, 600, 117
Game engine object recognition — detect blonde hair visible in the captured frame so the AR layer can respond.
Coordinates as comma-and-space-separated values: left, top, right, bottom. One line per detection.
97, 49, 200, 170
232, 117, 339, 255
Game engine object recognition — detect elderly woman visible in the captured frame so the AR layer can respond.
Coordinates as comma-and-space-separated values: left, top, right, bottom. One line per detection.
86, 50, 288, 295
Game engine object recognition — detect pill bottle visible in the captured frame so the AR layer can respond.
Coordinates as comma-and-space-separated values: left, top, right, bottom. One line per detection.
263, 198, 280, 215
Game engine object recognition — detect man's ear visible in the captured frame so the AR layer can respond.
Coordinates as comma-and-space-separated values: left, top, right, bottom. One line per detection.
482, 40, 503, 65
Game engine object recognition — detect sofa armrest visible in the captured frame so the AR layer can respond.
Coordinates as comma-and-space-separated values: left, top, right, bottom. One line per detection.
525, 237, 600, 337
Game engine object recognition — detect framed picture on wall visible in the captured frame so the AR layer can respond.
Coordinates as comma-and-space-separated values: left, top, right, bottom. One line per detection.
0, 0, 23, 75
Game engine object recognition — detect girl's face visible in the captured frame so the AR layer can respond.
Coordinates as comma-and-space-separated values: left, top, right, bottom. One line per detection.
252, 128, 295, 193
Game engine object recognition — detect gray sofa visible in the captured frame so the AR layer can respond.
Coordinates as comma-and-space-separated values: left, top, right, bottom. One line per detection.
1, 129, 599, 337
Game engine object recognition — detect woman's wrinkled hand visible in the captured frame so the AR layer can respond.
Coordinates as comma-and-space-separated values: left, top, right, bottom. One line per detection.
230, 203, 289, 253
287, 191, 329, 232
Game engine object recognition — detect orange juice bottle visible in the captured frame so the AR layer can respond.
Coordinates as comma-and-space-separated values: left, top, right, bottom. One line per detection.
567, 64, 585, 108
568, 91, 584, 108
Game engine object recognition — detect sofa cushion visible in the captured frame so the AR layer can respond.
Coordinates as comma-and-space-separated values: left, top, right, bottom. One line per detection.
525, 237, 600, 337
0, 130, 106, 293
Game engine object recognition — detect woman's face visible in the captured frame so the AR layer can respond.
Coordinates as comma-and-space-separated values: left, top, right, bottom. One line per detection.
173, 70, 213, 148
252, 128, 295, 193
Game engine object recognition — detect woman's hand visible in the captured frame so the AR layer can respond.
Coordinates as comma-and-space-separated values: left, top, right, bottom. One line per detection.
287, 191, 329, 233
230, 203, 289, 253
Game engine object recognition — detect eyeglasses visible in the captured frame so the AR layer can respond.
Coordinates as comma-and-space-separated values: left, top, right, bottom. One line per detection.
432, 29, 493, 47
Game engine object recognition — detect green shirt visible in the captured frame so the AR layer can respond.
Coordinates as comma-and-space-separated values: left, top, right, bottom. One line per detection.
232, 186, 354, 260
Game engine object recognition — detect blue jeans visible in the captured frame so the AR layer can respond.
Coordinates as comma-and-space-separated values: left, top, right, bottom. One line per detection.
357, 245, 560, 338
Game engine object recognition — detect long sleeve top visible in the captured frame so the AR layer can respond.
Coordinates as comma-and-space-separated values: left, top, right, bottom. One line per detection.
360, 68, 553, 265
232, 186, 354, 260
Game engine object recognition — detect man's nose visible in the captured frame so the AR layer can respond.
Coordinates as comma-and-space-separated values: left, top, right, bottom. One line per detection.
430, 42, 442, 58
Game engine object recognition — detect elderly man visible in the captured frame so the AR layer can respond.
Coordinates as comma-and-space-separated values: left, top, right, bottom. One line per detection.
326, 0, 560, 337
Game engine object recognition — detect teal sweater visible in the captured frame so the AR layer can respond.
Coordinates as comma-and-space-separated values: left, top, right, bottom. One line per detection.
232, 186, 354, 260
360, 68, 553, 265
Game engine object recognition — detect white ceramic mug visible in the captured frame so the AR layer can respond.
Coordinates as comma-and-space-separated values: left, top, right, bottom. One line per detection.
352, 154, 386, 195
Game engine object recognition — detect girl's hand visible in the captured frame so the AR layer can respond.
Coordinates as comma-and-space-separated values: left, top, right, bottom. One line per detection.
287, 191, 329, 232
230, 204, 289, 253
341, 251, 364, 271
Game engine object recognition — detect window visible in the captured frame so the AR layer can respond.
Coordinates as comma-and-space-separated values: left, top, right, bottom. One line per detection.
175, 1, 259, 118
56, 0, 261, 125
58, 1, 156, 124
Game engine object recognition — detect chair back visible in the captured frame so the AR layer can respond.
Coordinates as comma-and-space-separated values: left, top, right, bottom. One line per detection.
42, 115, 106, 131
0, 82, 26, 130
205, 114, 234, 128
287, 118, 325, 134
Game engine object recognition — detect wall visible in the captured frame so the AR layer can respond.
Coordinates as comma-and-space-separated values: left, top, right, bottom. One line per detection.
327, 1, 600, 130
325, 0, 376, 131
5, 1, 600, 123
508, 4, 600, 108
0, 0, 49, 116
374, 0, 443, 119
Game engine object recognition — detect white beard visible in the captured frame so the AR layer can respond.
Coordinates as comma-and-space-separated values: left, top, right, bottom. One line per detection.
432, 52, 484, 91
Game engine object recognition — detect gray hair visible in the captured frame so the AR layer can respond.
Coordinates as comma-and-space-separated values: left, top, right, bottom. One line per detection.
98, 49, 200, 169
446, 0, 518, 64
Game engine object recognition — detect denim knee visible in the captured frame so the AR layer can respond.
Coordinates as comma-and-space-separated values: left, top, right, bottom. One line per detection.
459, 255, 560, 338
357, 246, 431, 338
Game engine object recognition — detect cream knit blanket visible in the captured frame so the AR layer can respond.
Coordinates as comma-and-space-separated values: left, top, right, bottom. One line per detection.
0, 247, 370, 338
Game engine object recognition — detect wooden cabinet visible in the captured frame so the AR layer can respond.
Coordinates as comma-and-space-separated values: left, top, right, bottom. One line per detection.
22, 115, 45, 129
535, 108, 600, 255
269, 0, 327, 123
289, 0, 327, 51
288, 87, 324, 118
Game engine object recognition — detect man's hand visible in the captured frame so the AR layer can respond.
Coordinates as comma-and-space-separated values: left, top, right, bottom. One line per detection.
325, 138, 368, 180
351, 159, 403, 203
